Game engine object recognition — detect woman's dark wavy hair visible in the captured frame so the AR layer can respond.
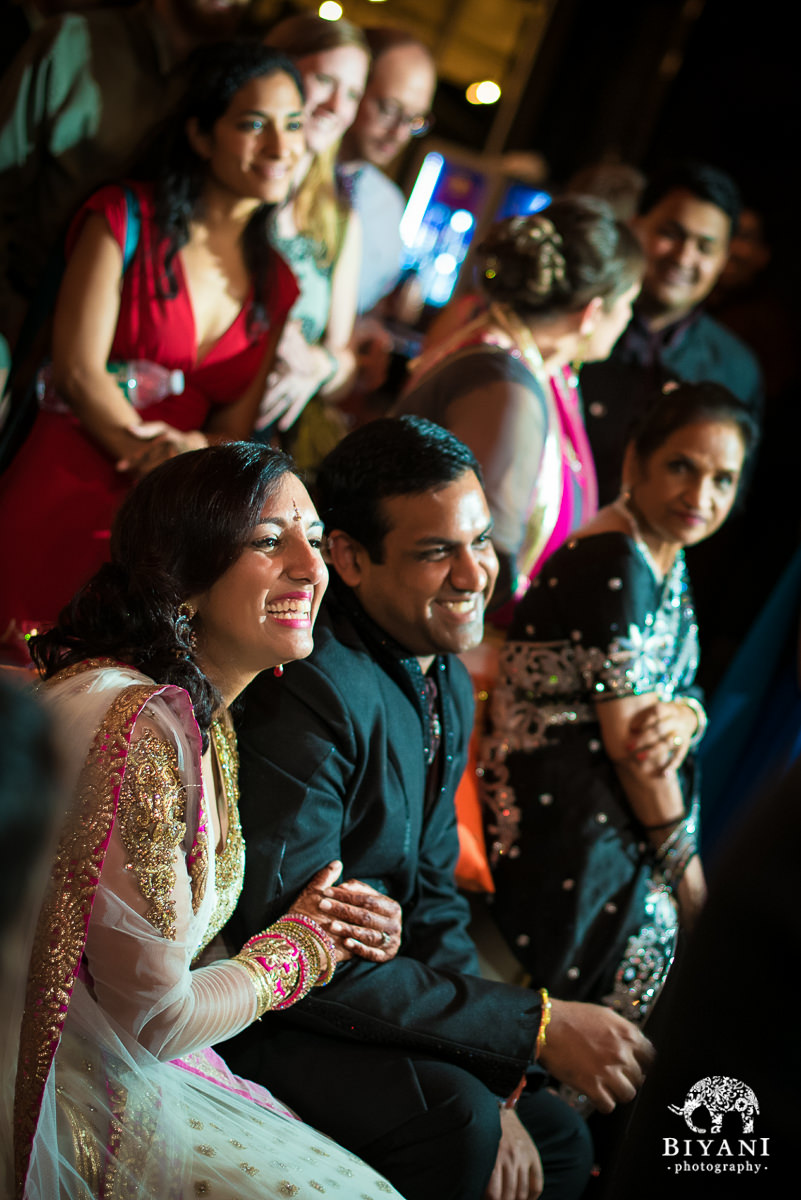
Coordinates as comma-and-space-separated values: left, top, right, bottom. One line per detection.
475, 195, 644, 317
630, 381, 758, 460
152, 41, 304, 334
30, 443, 298, 750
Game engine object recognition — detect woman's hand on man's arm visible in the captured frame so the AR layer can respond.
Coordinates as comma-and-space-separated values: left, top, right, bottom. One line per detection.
289, 861, 403, 964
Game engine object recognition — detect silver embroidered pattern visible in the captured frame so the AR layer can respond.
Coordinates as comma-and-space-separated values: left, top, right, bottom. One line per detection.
479, 548, 698, 860
560, 883, 678, 1116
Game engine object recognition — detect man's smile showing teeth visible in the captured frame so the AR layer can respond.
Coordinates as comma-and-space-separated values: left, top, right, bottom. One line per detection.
438, 598, 479, 614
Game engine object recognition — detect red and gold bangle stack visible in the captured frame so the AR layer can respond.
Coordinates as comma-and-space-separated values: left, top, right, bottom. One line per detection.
234, 927, 312, 1016
234, 914, 338, 1018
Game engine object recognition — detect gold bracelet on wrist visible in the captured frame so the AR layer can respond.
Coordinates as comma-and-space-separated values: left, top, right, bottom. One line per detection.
535, 987, 552, 1059
234, 927, 314, 1015
276, 921, 323, 982
234, 955, 279, 1019
279, 913, 337, 986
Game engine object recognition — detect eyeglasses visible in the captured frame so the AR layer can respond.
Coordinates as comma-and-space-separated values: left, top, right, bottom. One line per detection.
372, 97, 433, 138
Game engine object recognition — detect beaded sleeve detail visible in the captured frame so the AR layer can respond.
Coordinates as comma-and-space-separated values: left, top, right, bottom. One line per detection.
117, 729, 187, 941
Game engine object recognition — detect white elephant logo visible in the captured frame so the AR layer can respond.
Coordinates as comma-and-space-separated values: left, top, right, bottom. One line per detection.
668, 1076, 759, 1134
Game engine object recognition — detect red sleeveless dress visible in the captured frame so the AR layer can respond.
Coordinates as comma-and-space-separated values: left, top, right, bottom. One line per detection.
0, 183, 298, 657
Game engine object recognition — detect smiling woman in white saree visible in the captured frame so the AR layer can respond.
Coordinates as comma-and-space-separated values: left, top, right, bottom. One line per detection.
9, 442, 403, 1200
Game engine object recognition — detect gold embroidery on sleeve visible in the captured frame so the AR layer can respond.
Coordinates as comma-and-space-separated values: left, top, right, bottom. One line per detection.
15, 679, 166, 1198
193, 718, 245, 956
117, 729, 187, 940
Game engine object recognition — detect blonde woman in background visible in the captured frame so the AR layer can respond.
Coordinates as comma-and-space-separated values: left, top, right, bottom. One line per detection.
259, 15, 369, 469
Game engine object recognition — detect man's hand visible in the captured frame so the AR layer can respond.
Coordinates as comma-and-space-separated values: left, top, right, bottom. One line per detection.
483, 1109, 543, 1200
539, 1000, 654, 1113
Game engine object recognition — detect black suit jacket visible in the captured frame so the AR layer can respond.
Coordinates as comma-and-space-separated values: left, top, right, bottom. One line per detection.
226, 585, 541, 1110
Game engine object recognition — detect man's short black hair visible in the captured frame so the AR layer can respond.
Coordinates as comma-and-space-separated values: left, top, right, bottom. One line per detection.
638, 161, 742, 232
315, 416, 481, 562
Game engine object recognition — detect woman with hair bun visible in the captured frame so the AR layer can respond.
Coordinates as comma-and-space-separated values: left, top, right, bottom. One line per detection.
0, 42, 306, 654
398, 197, 645, 611
7, 442, 403, 1200
480, 383, 756, 1061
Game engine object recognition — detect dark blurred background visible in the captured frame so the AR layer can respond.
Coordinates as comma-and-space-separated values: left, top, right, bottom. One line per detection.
250, 0, 796, 306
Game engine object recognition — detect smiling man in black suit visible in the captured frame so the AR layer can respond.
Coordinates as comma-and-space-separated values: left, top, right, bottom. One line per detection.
224, 416, 653, 1200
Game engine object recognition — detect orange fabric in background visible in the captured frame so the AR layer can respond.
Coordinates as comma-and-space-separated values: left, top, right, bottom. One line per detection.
454, 640, 500, 893
455, 736, 494, 893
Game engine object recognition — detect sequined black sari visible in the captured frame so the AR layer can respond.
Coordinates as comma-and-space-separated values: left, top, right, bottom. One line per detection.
480, 532, 700, 1023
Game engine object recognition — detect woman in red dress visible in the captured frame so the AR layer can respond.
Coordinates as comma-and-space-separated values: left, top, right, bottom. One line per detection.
0, 43, 305, 656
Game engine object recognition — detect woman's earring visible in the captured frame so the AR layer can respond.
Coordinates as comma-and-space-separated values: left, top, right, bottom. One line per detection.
177, 600, 198, 653
273, 664, 284, 678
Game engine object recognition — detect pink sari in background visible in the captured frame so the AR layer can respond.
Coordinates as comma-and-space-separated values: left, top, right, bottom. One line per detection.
498, 364, 598, 619
454, 365, 598, 892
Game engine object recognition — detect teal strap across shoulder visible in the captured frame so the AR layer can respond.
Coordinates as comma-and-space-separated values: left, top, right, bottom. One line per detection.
121, 184, 141, 273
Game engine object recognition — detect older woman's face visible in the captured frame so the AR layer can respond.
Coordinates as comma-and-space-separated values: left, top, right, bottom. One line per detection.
295, 45, 369, 155
192, 473, 328, 688
629, 420, 746, 552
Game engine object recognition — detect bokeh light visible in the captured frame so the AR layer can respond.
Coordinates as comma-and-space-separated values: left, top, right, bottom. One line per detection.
465, 80, 502, 106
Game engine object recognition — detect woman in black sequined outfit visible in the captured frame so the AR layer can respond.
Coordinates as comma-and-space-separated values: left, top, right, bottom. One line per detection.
480, 383, 756, 1032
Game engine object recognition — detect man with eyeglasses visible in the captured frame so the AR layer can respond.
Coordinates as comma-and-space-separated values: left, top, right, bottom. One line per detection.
339, 26, 436, 314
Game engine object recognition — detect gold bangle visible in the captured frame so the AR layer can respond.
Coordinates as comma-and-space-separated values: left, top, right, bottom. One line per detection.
234, 955, 279, 1019
234, 928, 314, 1015
276, 920, 324, 981
535, 987, 552, 1059
280, 914, 337, 986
